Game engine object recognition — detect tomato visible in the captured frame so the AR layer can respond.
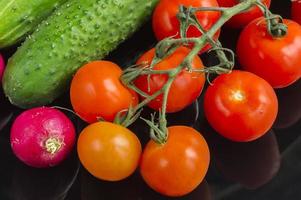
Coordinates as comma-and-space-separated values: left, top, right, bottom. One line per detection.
140, 126, 210, 197
204, 70, 278, 142
217, 0, 271, 28
292, 0, 301, 25
237, 18, 301, 88
152, 0, 221, 53
134, 47, 205, 113
70, 61, 138, 123
77, 122, 142, 181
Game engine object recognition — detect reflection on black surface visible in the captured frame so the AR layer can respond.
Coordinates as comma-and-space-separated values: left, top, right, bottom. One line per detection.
81, 170, 142, 200
201, 121, 280, 189
139, 179, 211, 200
0, 88, 19, 132
0, 109, 12, 132
273, 79, 301, 129
81, 168, 211, 200
10, 152, 79, 200
221, 130, 301, 200
0, 136, 17, 200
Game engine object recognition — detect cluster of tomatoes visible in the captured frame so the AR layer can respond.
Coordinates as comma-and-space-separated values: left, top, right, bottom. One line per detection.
69, 0, 301, 197
8, 0, 301, 198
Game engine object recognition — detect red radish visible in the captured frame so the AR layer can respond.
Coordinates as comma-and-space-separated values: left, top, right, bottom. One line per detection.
11, 107, 76, 168
0, 53, 4, 81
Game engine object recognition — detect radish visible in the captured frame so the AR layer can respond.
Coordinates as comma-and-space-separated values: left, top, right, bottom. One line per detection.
11, 107, 76, 168
0, 53, 4, 81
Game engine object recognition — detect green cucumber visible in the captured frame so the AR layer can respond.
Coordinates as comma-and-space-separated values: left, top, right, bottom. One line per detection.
0, 0, 67, 48
3, 0, 158, 108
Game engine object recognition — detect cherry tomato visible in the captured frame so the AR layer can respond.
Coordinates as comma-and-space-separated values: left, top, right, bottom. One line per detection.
292, 0, 301, 24
70, 61, 138, 123
217, 0, 271, 28
140, 126, 210, 197
237, 18, 301, 88
77, 122, 142, 181
204, 70, 278, 142
134, 47, 205, 113
152, 0, 221, 53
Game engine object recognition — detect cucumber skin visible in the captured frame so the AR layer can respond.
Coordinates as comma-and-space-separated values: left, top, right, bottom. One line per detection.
3, 0, 159, 108
0, 0, 67, 48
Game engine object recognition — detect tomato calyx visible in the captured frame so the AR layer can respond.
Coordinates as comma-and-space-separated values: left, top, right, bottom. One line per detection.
267, 17, 287, 38
255, 1, 287, 38
141, 113, 168, 144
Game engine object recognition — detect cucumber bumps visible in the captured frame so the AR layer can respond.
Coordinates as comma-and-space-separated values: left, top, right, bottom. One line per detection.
3, 0, 158, 108
0, 0, 67, 48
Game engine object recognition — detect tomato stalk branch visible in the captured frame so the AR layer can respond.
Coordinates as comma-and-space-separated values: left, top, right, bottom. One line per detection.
177, 6, 234, 73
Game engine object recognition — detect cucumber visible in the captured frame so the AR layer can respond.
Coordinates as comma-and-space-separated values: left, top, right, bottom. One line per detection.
0, 0, 67, 48
3, 0, 158, 108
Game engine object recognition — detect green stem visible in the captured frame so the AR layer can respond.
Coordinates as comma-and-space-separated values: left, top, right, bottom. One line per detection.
195, 7, 229, 12
198, 0, 258, 47
159, 76, 174, 135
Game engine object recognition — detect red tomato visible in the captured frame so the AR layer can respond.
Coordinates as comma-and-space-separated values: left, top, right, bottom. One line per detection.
204, 70, 278, 142
292, 0, 301, 24
77, 122, 142, 181
237, 18, 301, 88
134, 46, 205, 113
217, 0, 271, 28
70, 61, 138, 123
140, 126, 210, 197
152, 0, 221, 53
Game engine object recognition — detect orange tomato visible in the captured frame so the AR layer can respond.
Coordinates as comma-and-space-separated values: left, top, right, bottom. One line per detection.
140, 126, 210, 197
77, 122, 142, 181
70, 61, 138, 123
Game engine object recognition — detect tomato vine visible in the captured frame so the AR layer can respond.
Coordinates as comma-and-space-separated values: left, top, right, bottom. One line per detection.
119, 0, 287, 144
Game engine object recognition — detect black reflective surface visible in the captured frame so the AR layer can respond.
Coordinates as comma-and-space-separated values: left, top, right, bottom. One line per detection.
1, 0, 300, 199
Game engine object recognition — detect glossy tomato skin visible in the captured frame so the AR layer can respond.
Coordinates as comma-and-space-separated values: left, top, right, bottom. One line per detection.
292, 0, 301, 24
237, 18, 301, 88
217, 0, 271, 28
134, 47, 205, 113
204, 70, 278, 142
152, 0, 221, 53
140, 126, 210, 197
70, 61, 138, 123
77, 122, 142, 181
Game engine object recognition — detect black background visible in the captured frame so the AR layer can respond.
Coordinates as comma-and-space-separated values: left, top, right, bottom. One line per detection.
1, 0, 300, 199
